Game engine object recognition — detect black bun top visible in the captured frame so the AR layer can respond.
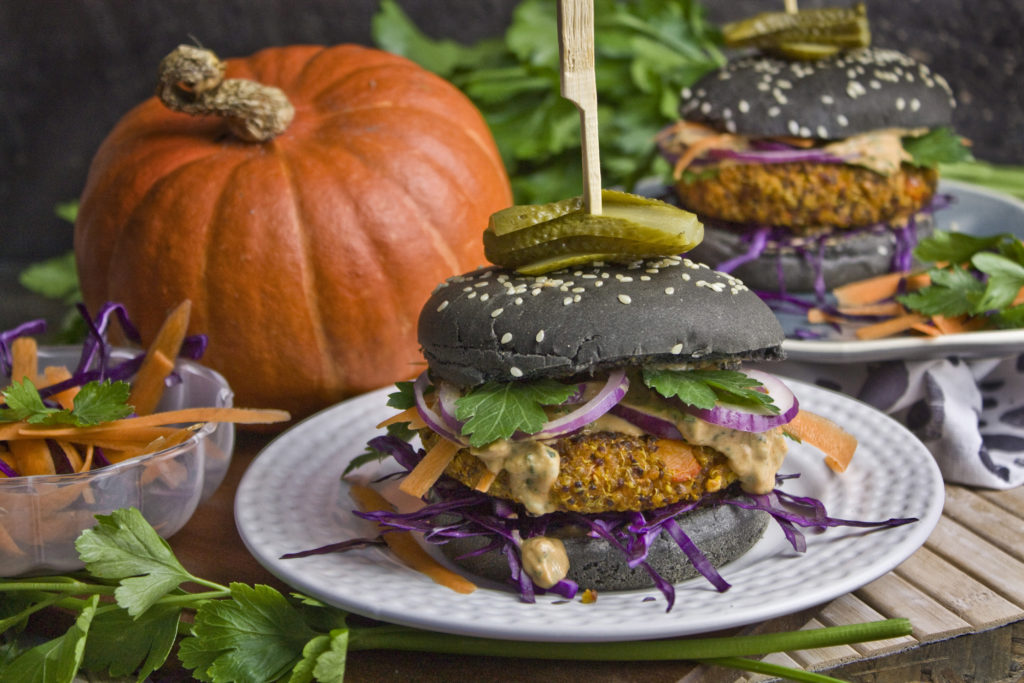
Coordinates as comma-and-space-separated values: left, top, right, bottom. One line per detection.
679, 47, 956, 139
418, 257, 785, 387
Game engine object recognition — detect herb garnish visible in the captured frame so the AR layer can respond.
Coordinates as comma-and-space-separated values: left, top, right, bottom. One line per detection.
896, 231, 1024, 326
372, 0, 725, 203
0, 378, 134, 426
642, 368, 780, 413
454, 379, 578, 447
902, 127, 972, 169
0, 507, 913, 682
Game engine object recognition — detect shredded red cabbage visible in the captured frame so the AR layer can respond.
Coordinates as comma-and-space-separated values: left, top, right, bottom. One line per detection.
1, 303, 208, 477
335, 435, 917, 611
0, 458, 17, 478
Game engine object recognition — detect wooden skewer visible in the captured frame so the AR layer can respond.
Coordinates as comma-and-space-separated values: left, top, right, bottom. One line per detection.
785, 0, 799, 13
558, 0, 602, 215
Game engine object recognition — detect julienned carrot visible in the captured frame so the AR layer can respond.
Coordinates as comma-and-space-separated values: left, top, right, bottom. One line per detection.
474, 468, 497, 492
349, 482, 476, 595
9, 438, 56, 476
42, 366, 78, 409
10, 336, 38, 386
376, 406, 425, 431
15, 425, 181, 444
832, 271, 931, 307
129, 300, 192, 416
854, 313, 928, 340
399, 438, 460, 499
910, 321, 942, 337
807, 308, 844, 325
836, 301, 906, 317
784, 410, 858, 474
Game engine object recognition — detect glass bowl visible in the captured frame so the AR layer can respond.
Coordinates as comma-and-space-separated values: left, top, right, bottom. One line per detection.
1, 347, 235, 576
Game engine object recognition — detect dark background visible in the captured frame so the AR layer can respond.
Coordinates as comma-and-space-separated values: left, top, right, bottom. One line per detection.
2, 0, 1022, 266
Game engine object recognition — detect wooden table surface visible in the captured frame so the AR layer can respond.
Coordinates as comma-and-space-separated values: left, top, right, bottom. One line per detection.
4, 265, 1023, 682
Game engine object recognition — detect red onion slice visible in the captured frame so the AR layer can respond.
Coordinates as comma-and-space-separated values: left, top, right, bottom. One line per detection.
707, 147, 850, 165
525, 368, 630, 441
684, 370, 799, 433
609, 403, 684, 440
413, 372, 466, 445
435, 380, 466, 434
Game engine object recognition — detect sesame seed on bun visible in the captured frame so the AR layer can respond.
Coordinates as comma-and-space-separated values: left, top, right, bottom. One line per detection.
679, 46, 956, 139
417, 256, 786, 388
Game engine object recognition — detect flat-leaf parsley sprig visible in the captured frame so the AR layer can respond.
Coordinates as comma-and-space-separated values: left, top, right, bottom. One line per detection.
0, 507, 913, 682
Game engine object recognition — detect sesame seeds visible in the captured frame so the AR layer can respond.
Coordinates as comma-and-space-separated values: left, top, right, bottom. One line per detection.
617, 294, 632, 304
679, 46, 953, 139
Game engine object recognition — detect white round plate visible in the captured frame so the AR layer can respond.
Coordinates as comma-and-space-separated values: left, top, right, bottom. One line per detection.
779, 180, 1024, 362
235, 380, 944, 642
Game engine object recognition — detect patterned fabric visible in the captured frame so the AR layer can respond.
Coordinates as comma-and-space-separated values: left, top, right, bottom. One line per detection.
769, 355, 1024, 489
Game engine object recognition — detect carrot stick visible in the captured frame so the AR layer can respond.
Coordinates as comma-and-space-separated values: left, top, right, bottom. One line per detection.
80, 444, 95, 473
376, 406, 426, 431
9, 438, 55, 476
832, 271, 931, 307
130, 300, 192, 415
910, 321, 942, 337
836, 301, 906, 317
854, 313, 928, 340
15, 425, 182, 444
42, 366, 78, 409
349, 482, 476, 594
784, 410, 858, 474
399, 438, 460, 499
474, 468, 497, 492
807, 308, 844, 325
18, 407, 290, 435
9, 336, 38, 386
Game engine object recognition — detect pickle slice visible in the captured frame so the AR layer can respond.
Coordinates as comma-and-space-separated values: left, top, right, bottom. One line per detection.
767, 42, 843, 60
485, 189, 703, 274
723, 3, 870, 56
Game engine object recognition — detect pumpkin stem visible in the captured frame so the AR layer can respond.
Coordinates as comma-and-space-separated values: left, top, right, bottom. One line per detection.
156, 45, 294, 142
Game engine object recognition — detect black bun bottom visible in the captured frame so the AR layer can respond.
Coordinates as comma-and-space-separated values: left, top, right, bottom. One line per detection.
688, 212, 936, 293
440, 504, 769, 592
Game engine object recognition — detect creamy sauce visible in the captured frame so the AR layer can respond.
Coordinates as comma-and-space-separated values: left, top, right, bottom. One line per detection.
520, 536, 570, 589
471, 441, 560, 515
674, 414, 787, 494
824, 128, 917, 176
616, 388, 788, 494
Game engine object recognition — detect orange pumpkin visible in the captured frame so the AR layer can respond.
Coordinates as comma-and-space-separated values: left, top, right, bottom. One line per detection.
74, 44, 511, 422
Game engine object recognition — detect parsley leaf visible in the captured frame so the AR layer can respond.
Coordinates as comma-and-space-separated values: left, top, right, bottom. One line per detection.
973, 251, 1024, 311
74, 508, 197, 617
0, 379, 134, 426
83, 603, 182, 681
455, 379, 577, 447
0, 594, 99, 682
643, 368, 779, 414
903, 127, 972, 168
178, 583, 319, 682
912, 231, 1005, 265
0, 379, 56, 423
897, 265, 985, 316
385, 381, 416, 411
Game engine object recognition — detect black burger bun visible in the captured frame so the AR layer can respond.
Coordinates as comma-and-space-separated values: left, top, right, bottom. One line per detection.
691, 211, 936, 293
418, 257, 785, 388
680, 46, 956, 139
440, 505, 769, 591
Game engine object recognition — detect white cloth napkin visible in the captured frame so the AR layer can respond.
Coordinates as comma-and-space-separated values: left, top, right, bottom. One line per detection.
769, 354, 1024, 489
